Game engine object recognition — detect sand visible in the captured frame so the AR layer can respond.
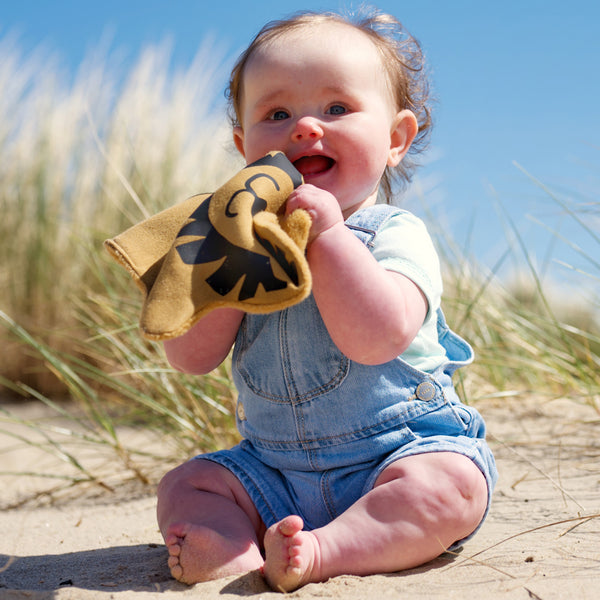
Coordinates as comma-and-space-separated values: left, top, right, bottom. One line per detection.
1, 394, 598, 600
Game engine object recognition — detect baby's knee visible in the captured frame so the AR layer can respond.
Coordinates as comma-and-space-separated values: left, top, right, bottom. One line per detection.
449, 454, 488, 505
377, 452, 487, 534
158, 459, 214, 499
157, 458, 245, 502
423, 454, 488, 538
438, 455, 488, 545
157, 462, 188, 503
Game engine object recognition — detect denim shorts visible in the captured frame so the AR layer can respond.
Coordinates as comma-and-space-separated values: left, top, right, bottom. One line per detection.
197, 398, 497, 550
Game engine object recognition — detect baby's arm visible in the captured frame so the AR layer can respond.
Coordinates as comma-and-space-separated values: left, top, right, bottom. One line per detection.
163, 308, 244, 374
286, 185, 427, 365
309, 225, 426, 364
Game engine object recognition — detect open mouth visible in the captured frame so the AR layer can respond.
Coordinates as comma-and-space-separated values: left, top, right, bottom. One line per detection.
293, 155, 335, 177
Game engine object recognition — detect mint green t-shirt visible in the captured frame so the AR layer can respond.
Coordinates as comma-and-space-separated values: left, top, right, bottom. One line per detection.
371, 211, 448, 372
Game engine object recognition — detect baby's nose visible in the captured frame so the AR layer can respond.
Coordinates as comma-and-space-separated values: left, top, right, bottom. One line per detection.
292, 117, 324, 142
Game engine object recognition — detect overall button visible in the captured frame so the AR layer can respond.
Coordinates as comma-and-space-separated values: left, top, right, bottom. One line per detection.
415, 381, 436, 401
237, 402, 247, 421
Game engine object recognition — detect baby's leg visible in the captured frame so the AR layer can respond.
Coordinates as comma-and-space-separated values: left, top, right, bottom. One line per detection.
157, 459, 265, 584
263, 452, 487, 592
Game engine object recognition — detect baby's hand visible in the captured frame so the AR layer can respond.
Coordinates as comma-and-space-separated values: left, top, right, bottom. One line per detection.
285, 184, 343, 244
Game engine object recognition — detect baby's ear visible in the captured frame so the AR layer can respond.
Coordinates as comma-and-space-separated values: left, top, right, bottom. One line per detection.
233, 126, 246, 158
388, 110, 418, 167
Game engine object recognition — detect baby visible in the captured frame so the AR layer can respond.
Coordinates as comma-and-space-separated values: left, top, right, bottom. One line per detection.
156, 8, 497, 592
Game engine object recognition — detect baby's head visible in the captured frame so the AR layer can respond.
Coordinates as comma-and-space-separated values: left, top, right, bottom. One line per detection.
227, 9, 431, 202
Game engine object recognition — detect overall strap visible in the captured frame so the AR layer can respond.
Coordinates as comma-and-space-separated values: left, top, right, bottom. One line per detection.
344, 204, 407, 248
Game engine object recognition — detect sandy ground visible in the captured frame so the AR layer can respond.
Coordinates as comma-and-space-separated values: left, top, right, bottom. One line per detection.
1, 394, 598, 600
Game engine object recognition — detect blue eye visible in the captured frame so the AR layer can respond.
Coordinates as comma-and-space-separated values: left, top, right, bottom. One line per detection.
270, 110, 290, 121
327, 104, 346, 115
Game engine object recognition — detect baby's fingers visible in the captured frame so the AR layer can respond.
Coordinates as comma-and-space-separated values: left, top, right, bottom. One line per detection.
285, 185, 342, 241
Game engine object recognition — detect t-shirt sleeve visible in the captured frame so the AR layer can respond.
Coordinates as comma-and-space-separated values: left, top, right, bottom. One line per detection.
370, 211, 443, 321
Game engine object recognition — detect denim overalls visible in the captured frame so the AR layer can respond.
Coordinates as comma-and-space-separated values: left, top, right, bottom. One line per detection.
198, 205, 497, 545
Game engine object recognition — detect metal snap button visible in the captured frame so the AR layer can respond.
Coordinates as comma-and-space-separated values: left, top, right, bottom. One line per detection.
415, 381, 436, 401
236, 402, 246, 421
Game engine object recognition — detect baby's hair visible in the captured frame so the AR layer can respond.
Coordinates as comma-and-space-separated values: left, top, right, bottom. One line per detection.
227, 8, 432, 201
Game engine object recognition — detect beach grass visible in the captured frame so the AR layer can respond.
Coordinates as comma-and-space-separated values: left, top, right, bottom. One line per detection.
0, 35, 598, 494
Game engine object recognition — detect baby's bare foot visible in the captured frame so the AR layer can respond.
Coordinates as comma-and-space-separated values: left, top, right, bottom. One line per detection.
263, 515, 321, 592
165, 522, 263, 584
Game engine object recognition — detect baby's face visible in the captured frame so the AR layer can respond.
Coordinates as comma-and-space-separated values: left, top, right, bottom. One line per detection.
234, 22, 407, 216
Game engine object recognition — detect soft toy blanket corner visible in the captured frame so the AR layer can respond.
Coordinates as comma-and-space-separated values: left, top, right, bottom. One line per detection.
104, 152, 312, 340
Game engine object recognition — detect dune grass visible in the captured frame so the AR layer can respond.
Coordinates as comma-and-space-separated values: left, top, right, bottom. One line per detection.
0, 33, 241, 379
0, 34, 598, 497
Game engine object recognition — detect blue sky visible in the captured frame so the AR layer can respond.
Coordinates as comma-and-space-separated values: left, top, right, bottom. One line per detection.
2, 0, 598, 290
